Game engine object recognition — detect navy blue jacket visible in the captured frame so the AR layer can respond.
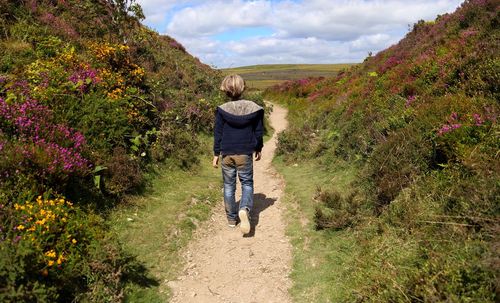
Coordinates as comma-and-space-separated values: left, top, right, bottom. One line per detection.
213, 100, 264, 156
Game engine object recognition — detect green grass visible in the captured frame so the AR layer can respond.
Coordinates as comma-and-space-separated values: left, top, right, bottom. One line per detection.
221, 64, 357, 90
273, 156, 361, 302
109, 136, 221, 302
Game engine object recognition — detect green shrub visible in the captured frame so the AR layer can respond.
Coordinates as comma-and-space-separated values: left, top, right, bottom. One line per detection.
0, 194, 127, 302
103, 147, 145, 195
276, 128, 311, 160
313, 187, 361, 230
364, 128, 431, 209
150, 121, 201, 168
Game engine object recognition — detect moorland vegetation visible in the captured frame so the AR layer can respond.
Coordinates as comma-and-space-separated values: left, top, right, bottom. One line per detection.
265, 0, 498, 301
0, 0, 226, 301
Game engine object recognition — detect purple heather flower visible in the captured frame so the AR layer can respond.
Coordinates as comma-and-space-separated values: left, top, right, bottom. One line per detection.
0, 98, 90, 175
13, 235, 22, 243
297, 78, 309, 86
405, 95, 416, 108
472, 113, 484, 126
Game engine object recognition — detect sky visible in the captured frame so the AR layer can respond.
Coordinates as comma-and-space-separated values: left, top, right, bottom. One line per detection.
135, 0, 464, 68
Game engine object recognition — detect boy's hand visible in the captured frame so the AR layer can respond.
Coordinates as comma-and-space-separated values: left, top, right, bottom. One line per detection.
255, 152, 262, 161
212, 156, 219, 168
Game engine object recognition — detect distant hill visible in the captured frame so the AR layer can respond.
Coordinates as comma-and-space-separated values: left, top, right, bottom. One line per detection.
265, 0, 499, 301
221, 64, 355, 90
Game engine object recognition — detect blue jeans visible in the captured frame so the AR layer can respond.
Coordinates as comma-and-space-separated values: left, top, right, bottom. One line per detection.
221, 154, 254, 221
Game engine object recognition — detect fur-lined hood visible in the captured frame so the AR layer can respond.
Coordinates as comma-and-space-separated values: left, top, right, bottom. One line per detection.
217, 100, 263, 127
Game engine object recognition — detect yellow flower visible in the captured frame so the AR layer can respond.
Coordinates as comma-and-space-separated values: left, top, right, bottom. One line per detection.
17, 225, 25, 230
44, 250, 56, 258
57, 255, 64, 265
72, 239, 77, 244
47, 260, 55, 267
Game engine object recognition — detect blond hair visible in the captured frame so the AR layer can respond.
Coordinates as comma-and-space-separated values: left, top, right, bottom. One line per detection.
220, 74, 245, 99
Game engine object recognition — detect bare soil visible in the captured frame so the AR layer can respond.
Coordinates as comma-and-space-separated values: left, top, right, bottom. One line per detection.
167, 103, 292, 303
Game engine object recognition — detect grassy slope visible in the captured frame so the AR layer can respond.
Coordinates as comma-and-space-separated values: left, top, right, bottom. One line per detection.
221, 64, 356, 90
266, 1, 498, 301
0, 1, 223, 301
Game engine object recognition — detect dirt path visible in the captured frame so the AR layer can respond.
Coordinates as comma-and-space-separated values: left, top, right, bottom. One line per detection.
167, 103, 292, 303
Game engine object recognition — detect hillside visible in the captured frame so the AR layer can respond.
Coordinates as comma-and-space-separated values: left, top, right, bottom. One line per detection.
221, 64, 354, 90
265, 0, 499, 301
0, 0, 223, 301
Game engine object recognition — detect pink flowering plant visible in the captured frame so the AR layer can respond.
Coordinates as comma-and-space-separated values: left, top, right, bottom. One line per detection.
437, 112, 463, 136
0, 98, 90, 187
68, 65, 100, 93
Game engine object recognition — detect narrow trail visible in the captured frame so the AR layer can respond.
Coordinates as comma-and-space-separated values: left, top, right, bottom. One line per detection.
167, 103, 292, 303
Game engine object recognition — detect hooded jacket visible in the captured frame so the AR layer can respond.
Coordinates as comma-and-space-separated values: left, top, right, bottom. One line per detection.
213, 100, 264, 156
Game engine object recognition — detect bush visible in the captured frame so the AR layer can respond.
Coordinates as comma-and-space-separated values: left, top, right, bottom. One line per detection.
364, 128, 431, 210
103, 147, 144, 195
313, 187, 361, 230
0, 98, 90, 193
150, 121, 201, 168
0, 194, 126, 302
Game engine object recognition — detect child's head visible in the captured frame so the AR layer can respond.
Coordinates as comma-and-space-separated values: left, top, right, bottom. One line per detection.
220, 74, 245, 100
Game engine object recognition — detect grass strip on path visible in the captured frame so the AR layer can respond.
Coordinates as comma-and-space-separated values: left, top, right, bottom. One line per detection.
273, 157, 361, 302
110, 141, 221, 302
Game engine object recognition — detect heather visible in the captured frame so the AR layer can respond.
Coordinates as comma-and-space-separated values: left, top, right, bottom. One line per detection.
0, 0, 224, 301
266, 0, 498, 301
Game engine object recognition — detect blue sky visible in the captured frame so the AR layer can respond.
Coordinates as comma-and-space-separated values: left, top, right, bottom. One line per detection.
136, 0, 464, 68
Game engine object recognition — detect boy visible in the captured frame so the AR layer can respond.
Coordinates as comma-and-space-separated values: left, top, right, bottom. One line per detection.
213, 74, 264, 235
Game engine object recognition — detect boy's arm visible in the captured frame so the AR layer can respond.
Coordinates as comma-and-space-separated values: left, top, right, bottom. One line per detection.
213, 109, 223, 168
213, 109, 223, 156
254, 110, 264, 153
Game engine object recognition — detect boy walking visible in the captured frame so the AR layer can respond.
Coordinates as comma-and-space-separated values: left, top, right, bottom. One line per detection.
213, 75, 264, 235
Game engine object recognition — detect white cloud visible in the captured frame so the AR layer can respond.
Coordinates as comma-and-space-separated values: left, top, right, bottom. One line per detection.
136, 0, 464, 67
136, 0, 180, 25
349, 33, 396, 52
166, 0, 272, 37
183, 36, 365, 68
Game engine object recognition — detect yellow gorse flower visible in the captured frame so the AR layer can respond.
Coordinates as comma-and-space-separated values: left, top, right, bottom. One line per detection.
13, 197, 76, 244
45, 250, 56, 258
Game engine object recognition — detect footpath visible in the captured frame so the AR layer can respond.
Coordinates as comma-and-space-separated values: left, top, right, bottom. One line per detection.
167, 103, 292, 303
